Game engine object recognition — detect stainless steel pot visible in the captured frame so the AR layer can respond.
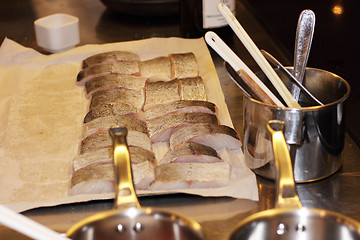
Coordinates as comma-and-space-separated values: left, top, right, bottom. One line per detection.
230, 120, 360, 240
243, 67, 350, 182
67, 127, 203, 240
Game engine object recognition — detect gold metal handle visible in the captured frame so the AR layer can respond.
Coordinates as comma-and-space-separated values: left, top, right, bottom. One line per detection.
109, 126, 140, 209
266, 120, 302, 209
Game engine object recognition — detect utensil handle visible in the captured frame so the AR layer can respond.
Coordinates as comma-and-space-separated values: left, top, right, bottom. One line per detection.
109, 126, 140, 209
261, 49, 323, 106
267, 120, 302, 209
217, 3, 301, 109
292, 10, 315, 101
205, 31, 284, 107
0, 205, 70, 240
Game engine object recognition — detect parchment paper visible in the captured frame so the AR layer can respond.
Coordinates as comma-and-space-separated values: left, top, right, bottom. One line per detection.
0, 37, 258, 212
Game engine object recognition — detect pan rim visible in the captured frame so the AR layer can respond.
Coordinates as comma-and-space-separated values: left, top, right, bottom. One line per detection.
229, 207, 360, 239
66, 206, 203, 238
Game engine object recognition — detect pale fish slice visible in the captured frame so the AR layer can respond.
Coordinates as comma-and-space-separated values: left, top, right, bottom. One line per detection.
179, 76, 207, 101
89, 88, 145, 110
77, 61, 140, 86
69, 161, 155, 194
83, 102, 145, 123
143, 79, 181, 111
82, 50, 140, 68
144, 100, 217, 121
79, 131, 152, 154
169, 123, 242, 151
146, 112, 219, 143
84, 74, 147, 98
72, 146, 155, 172
82, 115, 148, 139
148, 162, 231, 191
169, 52, 199, 79
139, 56, 172, 81
158, 142, 222, 165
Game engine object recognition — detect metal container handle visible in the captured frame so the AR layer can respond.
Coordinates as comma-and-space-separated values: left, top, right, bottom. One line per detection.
266, 120, 302, 209
109, 126, 140, 209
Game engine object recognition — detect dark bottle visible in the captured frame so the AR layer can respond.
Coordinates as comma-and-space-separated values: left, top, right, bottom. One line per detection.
180, 0, 235, 41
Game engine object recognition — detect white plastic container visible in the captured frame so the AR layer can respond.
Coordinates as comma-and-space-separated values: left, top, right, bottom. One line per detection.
34, 13, 80, 53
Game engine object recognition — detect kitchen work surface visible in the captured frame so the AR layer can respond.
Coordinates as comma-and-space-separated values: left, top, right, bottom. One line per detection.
0, 0, 360, 239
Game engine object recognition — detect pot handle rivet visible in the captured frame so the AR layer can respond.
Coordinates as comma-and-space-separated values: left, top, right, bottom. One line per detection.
276, 223, 288, 235
133, 222, 144, 232
117, 224, 126, 233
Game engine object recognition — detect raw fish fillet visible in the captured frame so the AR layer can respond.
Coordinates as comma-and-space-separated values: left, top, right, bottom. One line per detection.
85, 74, 147, 98
70, 161, 155, 194
77, 61, 140, 86
89, 88, 145, 110
169, 52, 199, 79
72, 146, 155, 171
144, 100, 216, 121
143, 79, 180, 111
147, 112, 218, 143
82, 51, 140, 68
158, 142, 221, 165
82, 115, 148, 138
170, 123, 241, 151
180, 77, 207, 101
139, 56, 171, 81
84, 102, 144, 123
149, 162, 231, 191
79, 131, 152, 154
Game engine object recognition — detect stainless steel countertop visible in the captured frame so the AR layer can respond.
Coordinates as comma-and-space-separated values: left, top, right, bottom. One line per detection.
1, 1, 360, 239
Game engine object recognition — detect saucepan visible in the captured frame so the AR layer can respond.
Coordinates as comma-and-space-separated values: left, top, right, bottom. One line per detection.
229, 120, 360, 240
243, 67, 350, 182
66, 126, 203, 240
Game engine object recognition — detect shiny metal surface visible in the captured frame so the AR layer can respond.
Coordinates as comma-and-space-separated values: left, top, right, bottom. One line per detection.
230, 121, 360, 240
68, 207, 203, 240
261, 50, 323, 106
244, 68, 350, 182
291, 9, 315, 102
0, 1, 360, 240
225, 61, 261, 101
230, 207, 360, 240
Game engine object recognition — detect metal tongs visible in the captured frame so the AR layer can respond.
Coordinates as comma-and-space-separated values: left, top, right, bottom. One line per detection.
261, 50, 324, 106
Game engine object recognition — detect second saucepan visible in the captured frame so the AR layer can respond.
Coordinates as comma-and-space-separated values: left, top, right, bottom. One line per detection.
230, 120, 360, 240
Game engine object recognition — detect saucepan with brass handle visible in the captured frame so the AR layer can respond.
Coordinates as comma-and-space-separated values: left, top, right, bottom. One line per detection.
66, 126, 203, 240
230, 120, 360, 240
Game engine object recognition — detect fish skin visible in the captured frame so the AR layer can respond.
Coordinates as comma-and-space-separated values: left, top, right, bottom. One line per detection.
139, 56, 172, 81
82, 51, 140, 68
82, 115, 148, 138
85, 74, 147, 98
144, 100, 216, 121
158, 142, 221, 165
169, 52, 199, 79
84, 102, 144, 123
143, 79, 180, 111
70, 161, 155, 194
77, 61, 140, 86
170, 123, 241, 151
180, 77, 207, 101
72, 146, 155, 171
79, 131, 152, 154
148, 162, 231, 191
89, 88, 145, 110
147, 112, 219, 143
